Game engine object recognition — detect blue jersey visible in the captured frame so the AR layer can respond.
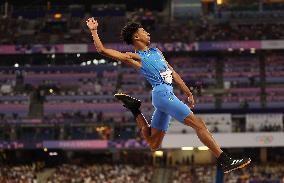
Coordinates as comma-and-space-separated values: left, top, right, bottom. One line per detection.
137, 48, 172, 88
137, 48, 192, 131
136, 48, 192, 131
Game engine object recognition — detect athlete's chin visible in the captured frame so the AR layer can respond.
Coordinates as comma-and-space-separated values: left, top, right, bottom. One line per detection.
146, 41, 151, 46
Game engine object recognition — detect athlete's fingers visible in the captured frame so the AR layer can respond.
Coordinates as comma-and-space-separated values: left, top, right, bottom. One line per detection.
125, 52, 132, 58
86, 18, 93, 23
124, 54, 131, 59
188, 98, 195, 109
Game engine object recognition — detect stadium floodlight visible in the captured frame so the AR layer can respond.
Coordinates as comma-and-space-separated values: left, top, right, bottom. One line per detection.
54, 13, 62, 19
81, 62, 86, 66
181, 147, 194, 150
217, 0, 223, 5
154, 150, 163, 157
49, 152, 58, 156
51, 54, 55, 59
77, 53, 80, 58
87, 61, 92, 65
93, 59, 99, 65
14, 63, 19, 68
99, 59, 106, 64
198, 146, 209, 151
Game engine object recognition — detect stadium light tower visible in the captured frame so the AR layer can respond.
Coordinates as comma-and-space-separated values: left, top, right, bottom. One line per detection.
217, 0, 223, 5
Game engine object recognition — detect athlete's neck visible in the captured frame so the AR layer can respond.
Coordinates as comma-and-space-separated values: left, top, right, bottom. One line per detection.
133, 42, 149, 52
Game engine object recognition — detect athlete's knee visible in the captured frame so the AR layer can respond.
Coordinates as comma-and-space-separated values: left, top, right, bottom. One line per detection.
144, 138, 159, 151
150, 141, 161, 151
148, 132, 164, 151
185, 115, 207, 131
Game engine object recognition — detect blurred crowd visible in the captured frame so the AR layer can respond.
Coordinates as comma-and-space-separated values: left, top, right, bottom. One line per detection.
224, 164, 284, 183
172, 165, 215, 183
1, 9, 284, 44
171, 164, 284, 183
192, 20, 284, 42
1, 162, 284, 183
47, 164, 153, 183
0, 164, 38, 183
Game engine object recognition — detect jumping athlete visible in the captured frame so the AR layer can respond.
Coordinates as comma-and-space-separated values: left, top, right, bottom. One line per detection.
86, 17, 251, 173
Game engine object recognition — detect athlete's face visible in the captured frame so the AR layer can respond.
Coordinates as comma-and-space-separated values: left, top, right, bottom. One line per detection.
134, 28, 151, 46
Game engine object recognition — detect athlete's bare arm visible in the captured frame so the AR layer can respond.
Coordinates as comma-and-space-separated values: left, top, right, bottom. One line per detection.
157, 49, 195, 108
86, 17, 141, 69
125, 52, 141, 61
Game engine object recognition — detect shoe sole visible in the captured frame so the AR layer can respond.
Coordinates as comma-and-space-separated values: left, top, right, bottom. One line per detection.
224, 159, 251, 174
114, 93, 130, 98
114, 93, 141, 102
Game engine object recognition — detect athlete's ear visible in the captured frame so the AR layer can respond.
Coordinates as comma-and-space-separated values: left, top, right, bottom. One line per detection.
133, 33, 139, 40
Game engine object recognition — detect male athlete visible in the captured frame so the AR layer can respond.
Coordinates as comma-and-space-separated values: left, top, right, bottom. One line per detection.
86, 17, 251, 173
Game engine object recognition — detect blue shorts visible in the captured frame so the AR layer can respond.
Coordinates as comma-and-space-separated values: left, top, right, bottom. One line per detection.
150, 84, 192, 132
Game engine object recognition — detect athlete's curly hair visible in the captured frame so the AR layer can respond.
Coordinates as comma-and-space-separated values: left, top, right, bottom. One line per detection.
121, 22, 142, 45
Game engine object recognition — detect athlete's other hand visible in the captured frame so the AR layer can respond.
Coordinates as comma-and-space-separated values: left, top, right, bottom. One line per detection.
86, 17, 98, 31
187, 95, 195, 109
125, 52, 141, 60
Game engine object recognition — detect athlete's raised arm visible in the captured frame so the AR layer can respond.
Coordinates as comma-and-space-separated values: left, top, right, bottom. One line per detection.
86, 17, 141, 69
157, 49, 195, 108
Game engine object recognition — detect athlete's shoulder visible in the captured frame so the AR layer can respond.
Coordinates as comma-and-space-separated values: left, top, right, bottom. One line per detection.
154, 47, 165, 56
149, 47, 159, 52
150, 47, 158, 50
152, 47, 162, 53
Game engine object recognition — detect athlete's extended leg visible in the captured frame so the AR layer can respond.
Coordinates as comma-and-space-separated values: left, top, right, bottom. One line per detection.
156, 90, 251, 174
184, 113, 222, 157
184, 112, 251, 173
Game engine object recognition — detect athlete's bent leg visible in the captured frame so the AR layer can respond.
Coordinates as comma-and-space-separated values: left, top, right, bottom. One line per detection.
135, 114, 165, 151
114, 93, 168, 151
184, 113, 223, 157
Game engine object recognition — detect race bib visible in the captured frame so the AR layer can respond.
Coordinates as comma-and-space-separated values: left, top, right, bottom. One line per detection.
160, 69, 173, 84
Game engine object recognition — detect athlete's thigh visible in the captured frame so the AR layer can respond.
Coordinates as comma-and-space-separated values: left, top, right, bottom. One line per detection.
151, 108, 171, 132
161, 92, 192, 123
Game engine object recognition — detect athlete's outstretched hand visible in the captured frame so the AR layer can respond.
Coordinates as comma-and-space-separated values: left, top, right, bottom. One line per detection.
86, 17, 98, 31
188, 95, 195, 109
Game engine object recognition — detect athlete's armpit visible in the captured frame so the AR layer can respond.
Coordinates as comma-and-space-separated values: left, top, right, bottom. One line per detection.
100, 48, 141, 69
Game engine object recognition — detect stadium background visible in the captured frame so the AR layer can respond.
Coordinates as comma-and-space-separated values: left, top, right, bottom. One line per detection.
0, 0, 283, 182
